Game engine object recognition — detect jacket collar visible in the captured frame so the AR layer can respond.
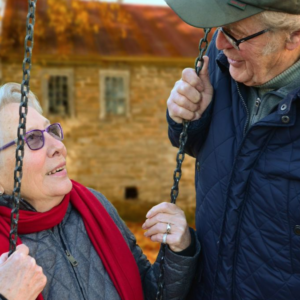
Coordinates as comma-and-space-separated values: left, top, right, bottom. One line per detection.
215, 50, 300, 115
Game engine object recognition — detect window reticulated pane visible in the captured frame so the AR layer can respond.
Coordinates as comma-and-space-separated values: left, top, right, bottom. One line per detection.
105, 76, 125, 115
48, 76, 69, 115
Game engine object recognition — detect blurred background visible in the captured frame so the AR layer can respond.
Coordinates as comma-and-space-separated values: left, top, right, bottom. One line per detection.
0, 0, 213, 262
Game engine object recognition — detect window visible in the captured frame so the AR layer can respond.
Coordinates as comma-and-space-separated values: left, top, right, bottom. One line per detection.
99, 70, 130, 119
48, 76, 69, 115
41, 69, 74, 117
125, 187, 138, 200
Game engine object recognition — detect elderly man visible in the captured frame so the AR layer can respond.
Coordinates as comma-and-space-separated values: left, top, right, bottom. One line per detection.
166, 0, 300, 299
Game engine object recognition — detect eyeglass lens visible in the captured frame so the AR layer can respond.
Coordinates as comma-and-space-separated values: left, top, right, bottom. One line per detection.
219, 28, 239, 50
25, 124, 63, 150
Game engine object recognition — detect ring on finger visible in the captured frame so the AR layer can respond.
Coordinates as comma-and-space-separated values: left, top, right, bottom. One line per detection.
166, 223, 171, 234
162, 232, 168, 244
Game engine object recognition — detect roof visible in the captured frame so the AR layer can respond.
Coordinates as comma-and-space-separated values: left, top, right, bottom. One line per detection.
0, 0, 215, 60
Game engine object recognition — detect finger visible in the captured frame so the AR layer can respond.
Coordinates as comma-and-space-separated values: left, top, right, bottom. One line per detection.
198, 56, 212, 94
176, 81, 202, 105
181, 68, 204, 93
173, 93, 201, 111
16, 244, 30, 255
143, 212, 177, 229
144, 222, 176, 237
0, 251, 9, 264
168, 102, 197, 122
146, 202, 181, 218
149, 233, 179, 245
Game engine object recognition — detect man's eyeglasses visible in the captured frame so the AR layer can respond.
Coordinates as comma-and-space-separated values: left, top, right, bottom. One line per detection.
219, 27, 270, 50
0, 123, 64, 152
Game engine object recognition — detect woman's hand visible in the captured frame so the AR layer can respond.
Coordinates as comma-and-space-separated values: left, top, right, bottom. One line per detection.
167, 56, 213, 124
142, 202, 191, 252
0, 244, 47, 300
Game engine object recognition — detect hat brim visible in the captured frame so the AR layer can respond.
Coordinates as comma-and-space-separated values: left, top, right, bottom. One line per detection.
165, 0, 263, 28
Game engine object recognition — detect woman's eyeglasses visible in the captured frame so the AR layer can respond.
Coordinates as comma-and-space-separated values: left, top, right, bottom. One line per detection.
219, 27, 270, 50
0, 123, 64, 152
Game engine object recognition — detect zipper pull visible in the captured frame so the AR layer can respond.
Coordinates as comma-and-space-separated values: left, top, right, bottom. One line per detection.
254, 98, 261, 115
65, 250, 78, 267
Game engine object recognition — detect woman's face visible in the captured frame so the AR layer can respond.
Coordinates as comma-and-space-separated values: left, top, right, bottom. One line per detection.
215, 16, 294, 86
0, 103, 72, 211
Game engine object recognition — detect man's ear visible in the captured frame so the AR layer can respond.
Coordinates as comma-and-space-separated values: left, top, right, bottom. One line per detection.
286, 30, 300, 50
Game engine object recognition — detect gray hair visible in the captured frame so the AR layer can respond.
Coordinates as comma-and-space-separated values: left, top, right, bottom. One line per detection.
0, 83, 43, 158
0, 83, 42, 113
255, 11, 300, 55
258, 11, 300, 33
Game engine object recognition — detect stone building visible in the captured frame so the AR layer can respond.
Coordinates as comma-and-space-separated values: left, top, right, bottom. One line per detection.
0, 0, 214, 210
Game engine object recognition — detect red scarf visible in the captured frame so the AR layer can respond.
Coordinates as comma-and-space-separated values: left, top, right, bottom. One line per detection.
0, 181, 143, 300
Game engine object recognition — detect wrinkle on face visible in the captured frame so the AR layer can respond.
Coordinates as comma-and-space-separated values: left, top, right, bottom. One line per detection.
216, 16, 296, 86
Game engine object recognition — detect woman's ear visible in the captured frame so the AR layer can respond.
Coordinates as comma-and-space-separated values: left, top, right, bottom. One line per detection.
286, 30, 300, 50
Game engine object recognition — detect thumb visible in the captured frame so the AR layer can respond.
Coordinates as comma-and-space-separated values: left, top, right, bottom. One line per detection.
15, 244, 29, 255
198, 56, 212, 94
0, 251, 9, 264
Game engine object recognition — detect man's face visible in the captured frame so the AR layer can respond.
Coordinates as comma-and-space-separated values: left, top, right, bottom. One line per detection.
215, 15, 292, 86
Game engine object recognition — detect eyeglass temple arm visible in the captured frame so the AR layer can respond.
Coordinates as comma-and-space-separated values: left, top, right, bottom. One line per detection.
0, 140, 17, 152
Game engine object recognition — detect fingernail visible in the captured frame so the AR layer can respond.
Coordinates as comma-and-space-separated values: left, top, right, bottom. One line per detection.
146, 211, 151, 218
142, 223, 145, 229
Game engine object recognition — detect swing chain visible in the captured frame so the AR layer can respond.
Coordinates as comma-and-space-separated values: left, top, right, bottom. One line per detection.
195, 28, 211, 76
156, 28, 211, 300
9, 0, 37, 256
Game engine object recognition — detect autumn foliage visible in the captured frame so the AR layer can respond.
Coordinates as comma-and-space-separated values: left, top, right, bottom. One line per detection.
0, 0, 132, 54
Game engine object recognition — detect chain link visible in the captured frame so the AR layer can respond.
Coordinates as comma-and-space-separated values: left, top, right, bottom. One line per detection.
156, 28, 211, 300
9, 0, 37, 256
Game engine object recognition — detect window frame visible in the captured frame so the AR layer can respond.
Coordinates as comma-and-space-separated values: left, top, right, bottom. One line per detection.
41, 68, 75, 118
99, 69, 130, 119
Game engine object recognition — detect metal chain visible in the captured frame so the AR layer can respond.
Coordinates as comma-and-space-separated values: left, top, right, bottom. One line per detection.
156, 28, 211, 300
9, 0, 37, 256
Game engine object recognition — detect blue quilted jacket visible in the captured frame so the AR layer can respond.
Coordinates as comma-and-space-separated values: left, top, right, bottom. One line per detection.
168, 33, 300, 300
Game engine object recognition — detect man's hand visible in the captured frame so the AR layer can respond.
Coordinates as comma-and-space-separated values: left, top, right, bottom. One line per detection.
0, 244, 47, 300
167, 56, 213, 123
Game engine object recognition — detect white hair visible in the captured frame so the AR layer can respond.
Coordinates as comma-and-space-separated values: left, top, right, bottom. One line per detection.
255, 11, 300, 55
0, 83, 43, 162
0, 82, 42, 113
258, 11, 300, 33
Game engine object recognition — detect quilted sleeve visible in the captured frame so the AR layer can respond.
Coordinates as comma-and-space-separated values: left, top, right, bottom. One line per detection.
167, 104, 213, 158
89, 189, 201, 300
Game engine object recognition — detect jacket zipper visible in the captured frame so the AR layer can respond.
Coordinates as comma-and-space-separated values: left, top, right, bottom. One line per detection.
57, 226, 79, 267
65, 249, 78, 267
57, 225, 87, 300
236, 81, 249, 136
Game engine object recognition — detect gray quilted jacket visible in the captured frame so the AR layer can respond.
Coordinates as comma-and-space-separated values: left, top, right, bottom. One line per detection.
14, 189, 200, 300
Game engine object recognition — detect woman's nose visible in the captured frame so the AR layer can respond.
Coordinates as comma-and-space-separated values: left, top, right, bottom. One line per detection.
216, 29, 234, 51
45, 133, 65, 156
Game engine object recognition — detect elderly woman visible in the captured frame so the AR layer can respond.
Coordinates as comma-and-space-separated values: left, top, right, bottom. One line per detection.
0, 82, 200, 300
166, 0, 300, 299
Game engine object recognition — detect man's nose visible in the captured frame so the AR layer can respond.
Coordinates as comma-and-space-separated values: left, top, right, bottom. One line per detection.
216, 29, 234, 51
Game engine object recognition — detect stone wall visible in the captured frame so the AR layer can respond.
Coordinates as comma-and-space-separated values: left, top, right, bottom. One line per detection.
1, 59, 198, 210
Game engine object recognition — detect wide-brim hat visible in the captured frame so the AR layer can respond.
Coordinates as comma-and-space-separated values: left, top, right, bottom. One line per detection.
165, 0, 300, 28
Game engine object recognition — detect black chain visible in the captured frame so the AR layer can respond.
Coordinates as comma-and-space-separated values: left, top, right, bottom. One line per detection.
9, 0, 37, 256
156, 28, 211, 300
